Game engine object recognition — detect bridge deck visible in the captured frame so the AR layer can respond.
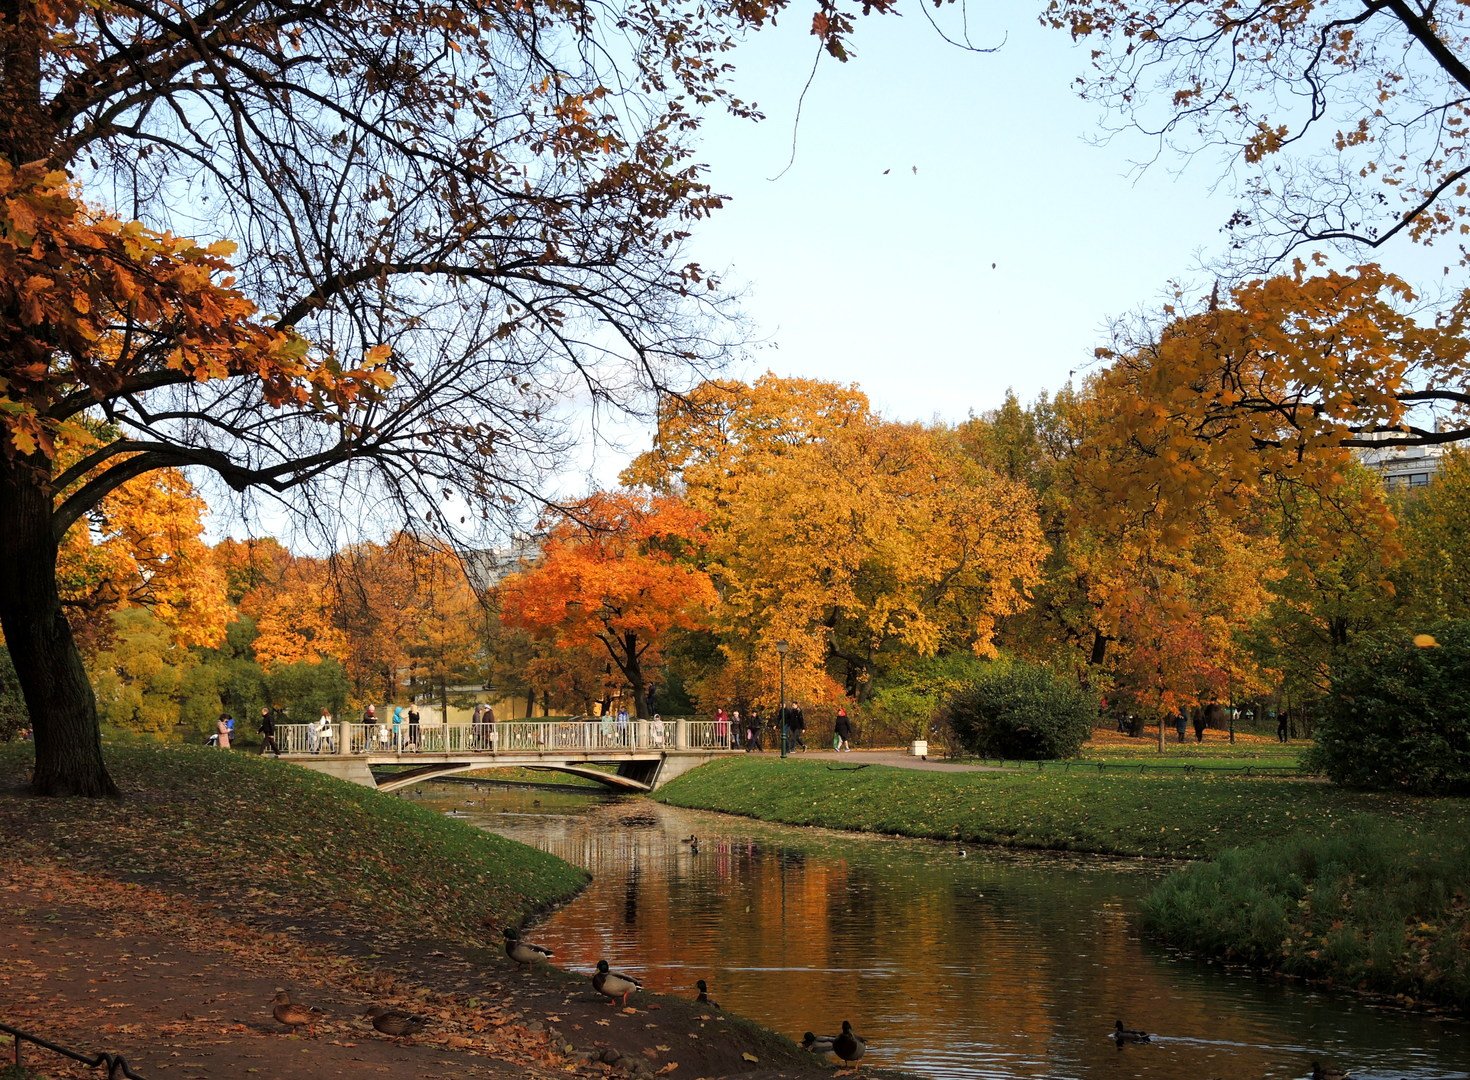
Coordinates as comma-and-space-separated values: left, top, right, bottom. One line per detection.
276, 718, 739, 791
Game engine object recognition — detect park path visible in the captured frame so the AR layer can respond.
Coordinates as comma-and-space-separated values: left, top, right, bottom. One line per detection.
750, 747, 1001, 773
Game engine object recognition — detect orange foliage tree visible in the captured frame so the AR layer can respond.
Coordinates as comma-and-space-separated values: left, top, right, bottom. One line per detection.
626, 376, 1049, 699
1, 0, 787, 795
498, 492, 717, 717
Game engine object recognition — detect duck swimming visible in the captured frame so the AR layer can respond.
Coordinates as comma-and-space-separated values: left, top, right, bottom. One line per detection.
1113, 1019, 1150, 1044
1311, 1063, 1352, 1080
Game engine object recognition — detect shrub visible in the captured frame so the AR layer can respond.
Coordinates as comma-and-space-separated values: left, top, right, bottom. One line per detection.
1312, 621, 1470, 794
943, 660, 1096, 759
863, 653, 987, 743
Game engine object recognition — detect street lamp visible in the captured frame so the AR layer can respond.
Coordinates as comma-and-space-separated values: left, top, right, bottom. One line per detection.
776, 640, 789, 759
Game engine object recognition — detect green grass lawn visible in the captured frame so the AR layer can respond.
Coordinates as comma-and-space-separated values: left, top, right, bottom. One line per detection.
655, 755, 1453, 858
0, 741, 588, 945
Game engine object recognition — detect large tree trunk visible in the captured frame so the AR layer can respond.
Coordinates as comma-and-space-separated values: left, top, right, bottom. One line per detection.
0, 464, 119, 798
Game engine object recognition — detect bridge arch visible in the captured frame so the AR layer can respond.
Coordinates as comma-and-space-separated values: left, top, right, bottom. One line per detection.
373, 762, 653, 793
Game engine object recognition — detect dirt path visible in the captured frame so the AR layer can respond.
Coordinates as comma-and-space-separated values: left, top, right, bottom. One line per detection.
2, 862, 855, 1080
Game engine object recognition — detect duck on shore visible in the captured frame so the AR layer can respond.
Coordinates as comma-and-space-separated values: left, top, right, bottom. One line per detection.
363, 1005, 428, 1039
592, 959, 642, 1005
503, 926, 555, 970
271, 990, 324, 1033
695, 979, 720, 1009
832, 1020, 866, 1070
802, 1032, 836, 1054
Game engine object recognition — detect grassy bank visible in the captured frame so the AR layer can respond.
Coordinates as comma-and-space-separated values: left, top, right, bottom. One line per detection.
1143, 825, 1470, 1009
654, 756, 1464, 859
656, 756, 1470, 1009
0, 742, 588, 943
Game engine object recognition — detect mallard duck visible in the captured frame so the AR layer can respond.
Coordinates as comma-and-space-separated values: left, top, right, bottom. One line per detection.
1311, 1063, 1351, 1080
802, 1031, 836, 1054
592, 959, 642, 1005
363, 1005, 428, 1038
271, 990, 324, 1033
832, 1021, 866, 1070
695, 978, 719, 1009
1113, 1019, 1150, 1044
503, 926, 555, 970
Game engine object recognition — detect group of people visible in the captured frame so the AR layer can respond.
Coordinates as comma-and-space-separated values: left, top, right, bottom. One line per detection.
711, 702, 854, 753
359, 703, 428, 751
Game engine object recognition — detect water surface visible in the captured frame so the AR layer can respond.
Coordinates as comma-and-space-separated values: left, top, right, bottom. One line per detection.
412, 782, 1470, 1080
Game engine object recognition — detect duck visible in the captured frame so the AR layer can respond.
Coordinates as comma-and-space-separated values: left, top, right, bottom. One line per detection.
1311, 1063, 1352, 1080
503, 926, 555, 970
832, 1021, 866, 1070
802, 1031, 836, 1054
271, 990, 324, 1033
680, 835, 698, 844
363, 1005, 428, 1038
1113, 1019, 1150, 1044
695, 978, 719, 1009
592, 959, 642, 1005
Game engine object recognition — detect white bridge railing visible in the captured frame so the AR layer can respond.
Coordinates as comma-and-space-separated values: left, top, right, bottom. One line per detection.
276, 718, 732, 755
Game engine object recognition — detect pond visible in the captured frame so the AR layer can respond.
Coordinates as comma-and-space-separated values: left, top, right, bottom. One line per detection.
408, 782, 1469, 1080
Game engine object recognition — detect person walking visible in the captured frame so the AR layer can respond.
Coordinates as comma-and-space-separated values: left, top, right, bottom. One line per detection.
789, 701, 806, 751
407, 702, 421, 750
318, 706, 335, 753
259, 706, 281, 756
747, 707, 762, 752
834, 706, 854, 752
1192, 710, 1206, 743
1174, 712, 1187, 743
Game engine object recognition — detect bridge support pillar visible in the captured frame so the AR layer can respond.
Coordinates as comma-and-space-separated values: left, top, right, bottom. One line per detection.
674, 717, 687, 750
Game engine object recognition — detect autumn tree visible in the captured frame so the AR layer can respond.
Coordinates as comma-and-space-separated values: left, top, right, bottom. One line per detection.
498, 492, 717, 717
0, 0, 767, 795
1046, 1, 1470, 270
627, 375, 1049, 696
57, 440, 230, 656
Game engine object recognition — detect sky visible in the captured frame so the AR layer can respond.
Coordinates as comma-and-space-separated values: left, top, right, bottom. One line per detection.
570, 7, 1253, 484
680, 11, 1239, 417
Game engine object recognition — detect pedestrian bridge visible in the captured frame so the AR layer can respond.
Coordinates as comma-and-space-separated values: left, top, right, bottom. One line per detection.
277, 717, 738, 792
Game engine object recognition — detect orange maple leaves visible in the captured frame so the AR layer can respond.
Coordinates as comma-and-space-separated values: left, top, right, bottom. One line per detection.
0, 162, 392, 462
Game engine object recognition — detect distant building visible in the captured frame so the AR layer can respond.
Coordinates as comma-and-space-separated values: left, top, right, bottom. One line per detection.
1353, 432, 1446, 490
464, 534, 543, 591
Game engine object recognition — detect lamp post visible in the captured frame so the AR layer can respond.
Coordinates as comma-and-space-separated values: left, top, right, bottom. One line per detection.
776, 640, 789, 759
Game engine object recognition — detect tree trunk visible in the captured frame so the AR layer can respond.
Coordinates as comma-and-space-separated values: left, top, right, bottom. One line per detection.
620, 631, 645, 719
0, 464, 119, 797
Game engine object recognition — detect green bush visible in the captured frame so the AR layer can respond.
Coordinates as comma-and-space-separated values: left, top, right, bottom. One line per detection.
863, 653, 987, 743
1312, 621, 1470, 794
943, 660, 1095, 760
1141, 821, 1470, 1009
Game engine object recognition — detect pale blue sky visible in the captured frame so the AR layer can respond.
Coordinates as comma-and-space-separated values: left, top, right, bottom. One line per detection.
681, 10, 1241, 424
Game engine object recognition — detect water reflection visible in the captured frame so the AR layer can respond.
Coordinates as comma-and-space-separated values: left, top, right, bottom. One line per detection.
415, 782, 1470, 1080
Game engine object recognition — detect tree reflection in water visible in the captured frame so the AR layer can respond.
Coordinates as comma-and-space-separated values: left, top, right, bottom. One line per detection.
414, 782, 1470, 1080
